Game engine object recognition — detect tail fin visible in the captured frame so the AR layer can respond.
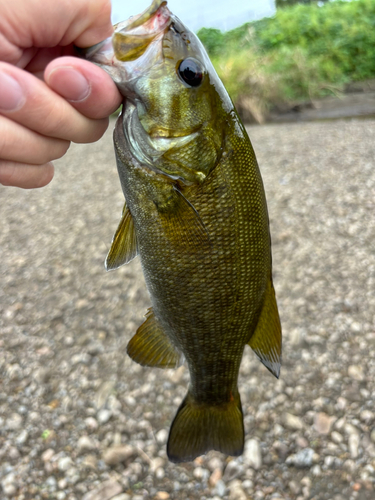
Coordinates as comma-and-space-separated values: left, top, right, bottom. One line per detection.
167, 391, 244, 463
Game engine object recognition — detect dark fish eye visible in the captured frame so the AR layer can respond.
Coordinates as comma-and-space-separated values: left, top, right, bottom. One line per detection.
178, 58, 203, 88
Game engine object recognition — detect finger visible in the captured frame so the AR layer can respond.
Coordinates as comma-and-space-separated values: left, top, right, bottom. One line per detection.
0, 62, 109, 143
24, 47, 69, 75
64, 0, 114, 48
0, 160, 54, 189
45, 57, 122, 119
0, 115, 70, 164
1, 0, 113, 64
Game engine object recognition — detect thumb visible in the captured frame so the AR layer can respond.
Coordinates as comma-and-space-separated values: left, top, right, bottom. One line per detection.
45, 57, 122, 120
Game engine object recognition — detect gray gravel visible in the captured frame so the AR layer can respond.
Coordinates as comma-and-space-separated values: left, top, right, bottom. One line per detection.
1, 118, 375, 500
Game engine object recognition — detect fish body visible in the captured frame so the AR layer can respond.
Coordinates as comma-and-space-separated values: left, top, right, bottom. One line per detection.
83, 0, 281, 462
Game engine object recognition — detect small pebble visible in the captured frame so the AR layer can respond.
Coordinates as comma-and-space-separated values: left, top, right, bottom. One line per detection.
97, 409, 112, 424
228, 479, 247, 500
314, 412, 335, 435
155, 429, 168, 444
348, 365, 364, 381
209, 468, 222, 487
103, 445, 135, 465
223, 459, 244, 481
283, 413, 304, 430
155, 467, 165, 479
244, 438, 262, 469
286, 448, 315, 468
331, 431, 344, 444
6, 413, 23, 430
77, 435, 97, 453
193, 466, 210, 480
349, 434, 360, 459
85, 417, 99, 431
214, 479, 226, 497
155, 492, 170, 500
311, 464, 322, 476
58, 456, 73, 472
82, 480, 122, 500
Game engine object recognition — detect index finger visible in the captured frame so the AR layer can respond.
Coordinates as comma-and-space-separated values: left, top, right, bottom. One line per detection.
1, 0, 113, 65
0, 62, 107, 143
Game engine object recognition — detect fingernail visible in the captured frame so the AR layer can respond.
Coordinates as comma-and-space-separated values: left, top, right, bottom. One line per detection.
0, 72, 25, 112
46, 67, 91, 102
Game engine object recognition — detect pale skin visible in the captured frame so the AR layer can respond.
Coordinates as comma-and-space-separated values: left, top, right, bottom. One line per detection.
0, 0, 122, 189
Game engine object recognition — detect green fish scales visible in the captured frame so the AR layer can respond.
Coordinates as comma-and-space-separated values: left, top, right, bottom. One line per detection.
82, 0, 282, 462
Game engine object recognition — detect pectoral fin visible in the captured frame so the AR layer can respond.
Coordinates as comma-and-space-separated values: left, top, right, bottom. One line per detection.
159, 186, 211, 252
127, 308, 181, 368
248, 278, 282, 378
105, 203, 138, 270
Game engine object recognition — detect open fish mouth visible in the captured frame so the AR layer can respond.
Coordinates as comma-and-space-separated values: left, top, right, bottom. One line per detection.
113, 0, 171, 62
79, 0, 171, 67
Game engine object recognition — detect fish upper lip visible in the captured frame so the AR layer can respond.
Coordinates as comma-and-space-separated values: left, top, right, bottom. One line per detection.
118, 0, 170, 33
113, 0, 171, 45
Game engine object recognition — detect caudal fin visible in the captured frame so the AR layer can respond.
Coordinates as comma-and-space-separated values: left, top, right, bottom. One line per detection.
167, 391, 244, 463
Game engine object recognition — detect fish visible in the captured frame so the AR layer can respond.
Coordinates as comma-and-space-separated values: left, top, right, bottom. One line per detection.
81, 0, 281, 463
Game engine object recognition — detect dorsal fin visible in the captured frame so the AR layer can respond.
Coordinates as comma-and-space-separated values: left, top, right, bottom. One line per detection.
127, 308, 181, 368
248, 278, 282, 378
105, 202, 138, 270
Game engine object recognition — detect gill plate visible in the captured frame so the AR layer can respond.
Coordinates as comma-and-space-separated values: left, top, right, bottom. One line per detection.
123, 101, 199, 180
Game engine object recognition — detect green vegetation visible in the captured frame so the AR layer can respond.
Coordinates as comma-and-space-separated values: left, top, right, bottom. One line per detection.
275, 0, 329, 7
197, 0, 375, 121
41, 429, 51, 440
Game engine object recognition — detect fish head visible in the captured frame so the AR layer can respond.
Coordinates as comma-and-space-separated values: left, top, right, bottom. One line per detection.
82, 0, 234, 184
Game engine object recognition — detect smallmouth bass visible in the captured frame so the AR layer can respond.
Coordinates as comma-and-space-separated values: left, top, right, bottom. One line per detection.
82, 0, 281, 463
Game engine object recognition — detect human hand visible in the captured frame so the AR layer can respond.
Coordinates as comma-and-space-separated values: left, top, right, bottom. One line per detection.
0, 0, 122, 189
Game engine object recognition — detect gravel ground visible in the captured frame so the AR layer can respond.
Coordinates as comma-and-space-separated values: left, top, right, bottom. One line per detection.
1, 118, 375, 500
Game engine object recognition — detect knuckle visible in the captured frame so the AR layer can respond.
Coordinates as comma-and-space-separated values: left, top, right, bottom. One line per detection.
33, 163, 54, 188
0, 161, 17, 186
53, 140, 71, 160
35, 139, 70, 164
84, 118, 109, 144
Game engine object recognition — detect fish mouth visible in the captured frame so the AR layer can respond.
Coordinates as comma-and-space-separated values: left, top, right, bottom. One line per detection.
122, 0, 168, 31
79, 0, 171, 67
112, 0, 171, 62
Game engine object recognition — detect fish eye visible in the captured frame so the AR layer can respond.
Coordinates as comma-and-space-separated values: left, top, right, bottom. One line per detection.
177, 58, 203, 88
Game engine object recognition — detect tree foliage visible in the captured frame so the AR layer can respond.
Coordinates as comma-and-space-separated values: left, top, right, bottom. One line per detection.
275, 0, 328, 8
197, 0, 375, 120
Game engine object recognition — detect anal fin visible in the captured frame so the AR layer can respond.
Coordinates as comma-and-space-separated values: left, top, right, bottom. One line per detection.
127, 308, 181, 368
105, 202, 138, 270
248, 278, 282, 378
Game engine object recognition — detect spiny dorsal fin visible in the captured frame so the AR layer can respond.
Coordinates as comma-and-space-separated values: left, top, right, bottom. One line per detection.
167, 390, 244, 463
105, 202, 138, 271
127, 308, 181, 368
159, 186, 211, 252
248, 278, 282, 378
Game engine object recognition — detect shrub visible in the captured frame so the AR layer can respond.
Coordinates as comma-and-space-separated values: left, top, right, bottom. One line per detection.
197, 0, 375, 117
